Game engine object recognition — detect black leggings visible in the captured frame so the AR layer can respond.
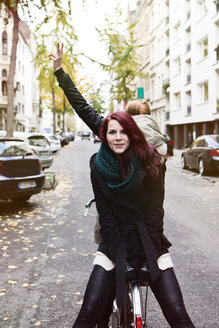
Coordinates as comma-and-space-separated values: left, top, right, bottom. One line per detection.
72, 265, 195, 328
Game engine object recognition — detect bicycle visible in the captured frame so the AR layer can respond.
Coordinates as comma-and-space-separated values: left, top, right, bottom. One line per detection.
84, 198, 150, 328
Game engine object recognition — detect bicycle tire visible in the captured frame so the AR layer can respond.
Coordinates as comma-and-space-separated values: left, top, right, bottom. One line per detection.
122, 287, 133, 328
130, 284, 145, 328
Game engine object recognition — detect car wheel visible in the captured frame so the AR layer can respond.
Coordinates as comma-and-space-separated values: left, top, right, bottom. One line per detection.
181, 155, 187, 169
10, 195, 31, 204
198, 159, 205, 175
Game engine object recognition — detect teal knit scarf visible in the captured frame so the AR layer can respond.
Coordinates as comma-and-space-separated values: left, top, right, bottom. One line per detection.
96, 143, 141, 194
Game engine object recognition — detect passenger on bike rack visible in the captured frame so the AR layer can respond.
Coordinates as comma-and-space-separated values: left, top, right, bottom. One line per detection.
49, 43, 196, 328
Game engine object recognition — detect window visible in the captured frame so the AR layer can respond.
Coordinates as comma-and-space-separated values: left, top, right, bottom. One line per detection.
174, 57, 181, 75
199, 81, 208, 102
173, 22, 180, 41
22, 85, 24, 95
197, 0, 207, 19
2, 31, 7, 55
16, 82, 20, 91
2, 69, 7, 77
22, 105, 24, 114
174, 92, 181, 109
198, 37, 208, 59
196, 139, 208, 147
2, 81, 7, 96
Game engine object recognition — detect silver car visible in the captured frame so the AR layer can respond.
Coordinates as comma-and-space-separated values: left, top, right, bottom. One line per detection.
25, 135, 53, 170
43, 134, 61, 153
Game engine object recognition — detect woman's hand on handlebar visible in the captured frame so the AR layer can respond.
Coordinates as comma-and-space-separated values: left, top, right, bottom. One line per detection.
49, 42, 63, 71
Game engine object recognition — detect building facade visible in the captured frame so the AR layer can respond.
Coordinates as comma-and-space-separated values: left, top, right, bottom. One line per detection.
0, 9, 41, 133
130, 0, 219, 148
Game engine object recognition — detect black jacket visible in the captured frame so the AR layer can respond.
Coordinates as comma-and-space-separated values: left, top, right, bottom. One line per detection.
54, 68, 103, 136
90, 154, 171, 307
55, 68, 172, 306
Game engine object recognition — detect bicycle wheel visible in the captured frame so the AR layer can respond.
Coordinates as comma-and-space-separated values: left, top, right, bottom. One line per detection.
121, 287, 133, 328
130, 284, 145, 328
111, 300, 120, 328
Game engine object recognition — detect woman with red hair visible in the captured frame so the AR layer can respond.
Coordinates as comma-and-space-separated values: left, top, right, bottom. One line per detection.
49, 45, 196, 328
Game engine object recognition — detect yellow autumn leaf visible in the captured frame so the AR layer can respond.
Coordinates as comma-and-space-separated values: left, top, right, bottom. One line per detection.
74, 292, 80, 295
0, 292, 6, 296
8, 265, 18, 269
8, 222, 18, 226
32, 305, 38, 309
51, 295, 57, 300
22, 283, 29, 288
8, 280, 17, 285
34, 321, 42, 326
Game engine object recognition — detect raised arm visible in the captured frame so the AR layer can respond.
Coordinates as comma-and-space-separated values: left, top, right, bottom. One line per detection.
49, 43, 104, 136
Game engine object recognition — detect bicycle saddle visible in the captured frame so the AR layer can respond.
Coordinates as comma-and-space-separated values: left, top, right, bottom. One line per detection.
125, 263, 138, 283
138, 264, 150, 284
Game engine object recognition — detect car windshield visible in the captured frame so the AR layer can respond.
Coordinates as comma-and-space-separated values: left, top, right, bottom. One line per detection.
0, 140, 33, 157
28, 136, 49, 147
208, 136, 219, 147
49, 135, 58, 141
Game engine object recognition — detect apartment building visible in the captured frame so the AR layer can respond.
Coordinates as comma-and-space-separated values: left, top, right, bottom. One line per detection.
129, 0, 167, 133
129, 0, 219, 148
0, 11, 40, 133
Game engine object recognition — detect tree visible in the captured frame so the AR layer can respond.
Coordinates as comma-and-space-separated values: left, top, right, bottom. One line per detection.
97, 6, 148, 106
0, 0, 72, 136
86, 85, 106, 114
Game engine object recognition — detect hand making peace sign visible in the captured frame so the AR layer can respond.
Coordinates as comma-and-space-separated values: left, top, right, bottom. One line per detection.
49, 42, 64, 71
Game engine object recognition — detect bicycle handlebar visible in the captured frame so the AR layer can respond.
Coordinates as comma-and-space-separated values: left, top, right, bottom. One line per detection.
84, 198, 95, 216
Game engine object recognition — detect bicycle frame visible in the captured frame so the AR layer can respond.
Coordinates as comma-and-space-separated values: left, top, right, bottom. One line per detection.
111, 279, 149, 328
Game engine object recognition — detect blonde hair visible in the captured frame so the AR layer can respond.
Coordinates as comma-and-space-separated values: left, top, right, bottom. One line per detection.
125, 100, 151, 115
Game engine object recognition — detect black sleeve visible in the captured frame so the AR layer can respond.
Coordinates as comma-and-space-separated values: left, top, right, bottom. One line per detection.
90, 170, 122, 262
54, 68, 104, 136
145, 170, 165, 240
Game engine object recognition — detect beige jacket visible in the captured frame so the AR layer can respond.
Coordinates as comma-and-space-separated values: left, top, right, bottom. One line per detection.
132, 114, 167, 158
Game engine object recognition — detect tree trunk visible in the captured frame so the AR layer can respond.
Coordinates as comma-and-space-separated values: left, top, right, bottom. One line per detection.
6, 9, 19, 137
51, 85, 56, 134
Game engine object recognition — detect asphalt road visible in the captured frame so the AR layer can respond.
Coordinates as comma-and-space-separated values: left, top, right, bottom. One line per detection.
0, 139, 218, 328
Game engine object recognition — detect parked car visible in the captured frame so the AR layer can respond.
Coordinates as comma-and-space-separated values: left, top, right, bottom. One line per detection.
81, 132, 91, 141
181, 134, 219, 175
55, 133, 68, 147
93, 135, 101, 143
25, 134, 53, 170
0, 138, 45, 204
65, 132, 75, 142
163, 133, 174, 156
43, 133, 61, 153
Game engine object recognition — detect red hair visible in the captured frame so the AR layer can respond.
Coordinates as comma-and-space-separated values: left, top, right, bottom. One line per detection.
99, 111, 161, 180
